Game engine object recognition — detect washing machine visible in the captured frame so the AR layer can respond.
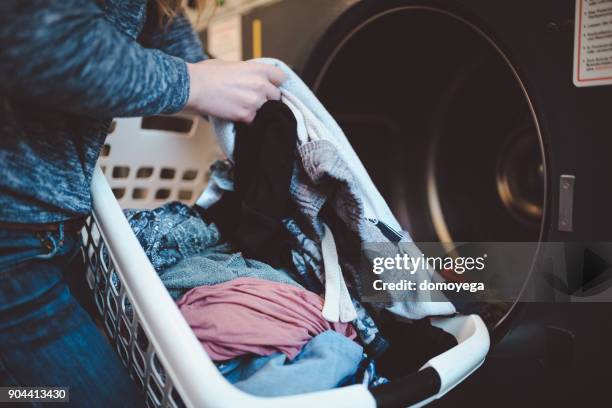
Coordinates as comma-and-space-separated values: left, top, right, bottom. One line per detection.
205, 0, 612, 405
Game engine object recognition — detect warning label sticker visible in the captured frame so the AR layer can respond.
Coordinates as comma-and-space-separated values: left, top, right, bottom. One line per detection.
574, 0, 612, 86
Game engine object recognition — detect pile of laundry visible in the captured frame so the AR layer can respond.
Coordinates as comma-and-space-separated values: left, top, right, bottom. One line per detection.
124, 59, 459, 397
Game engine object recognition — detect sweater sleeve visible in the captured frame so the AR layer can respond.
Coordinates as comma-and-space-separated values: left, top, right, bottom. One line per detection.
139, 4, 208, 63
0, 0, 190, 119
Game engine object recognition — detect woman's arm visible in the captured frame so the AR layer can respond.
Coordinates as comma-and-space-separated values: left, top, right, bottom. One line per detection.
0, 0, 287, 123
137, 5, 288, 123
0, 0, 190, 119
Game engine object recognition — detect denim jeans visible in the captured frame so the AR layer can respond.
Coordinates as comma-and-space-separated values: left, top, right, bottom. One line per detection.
0, 227, 141, 407
217, 331, 363, 397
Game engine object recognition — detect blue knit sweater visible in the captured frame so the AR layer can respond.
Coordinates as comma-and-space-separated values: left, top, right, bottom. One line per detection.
0, 0, 206, 223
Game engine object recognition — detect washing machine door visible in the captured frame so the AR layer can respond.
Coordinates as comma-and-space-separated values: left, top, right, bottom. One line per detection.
302, 1, 548, 339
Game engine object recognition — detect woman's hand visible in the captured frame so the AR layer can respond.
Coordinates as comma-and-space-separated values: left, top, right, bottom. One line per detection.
185, 59, 287, 123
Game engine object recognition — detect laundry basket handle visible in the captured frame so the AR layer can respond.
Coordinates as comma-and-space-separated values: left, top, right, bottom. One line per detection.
370, 367, 440, 408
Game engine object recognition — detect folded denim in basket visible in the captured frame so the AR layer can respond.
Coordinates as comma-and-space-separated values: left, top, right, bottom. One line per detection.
217, 330, 363, 397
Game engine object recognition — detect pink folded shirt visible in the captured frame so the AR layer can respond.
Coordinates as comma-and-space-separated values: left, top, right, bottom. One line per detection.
176, 277, 357, 361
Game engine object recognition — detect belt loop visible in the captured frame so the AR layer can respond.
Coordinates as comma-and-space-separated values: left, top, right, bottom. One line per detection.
36, 232, 53, 251
35, 230, 60, 260
58, 223, 65, 245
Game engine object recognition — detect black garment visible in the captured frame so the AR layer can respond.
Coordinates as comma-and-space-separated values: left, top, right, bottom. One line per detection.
198, 100, 297, 267
376, 311, 458, 380
199, 191, 241, 241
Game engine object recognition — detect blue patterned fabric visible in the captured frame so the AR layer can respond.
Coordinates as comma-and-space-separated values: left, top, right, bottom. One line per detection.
284, 218, 325, 293
124, 202, 204, 271
124, 202, 301, 300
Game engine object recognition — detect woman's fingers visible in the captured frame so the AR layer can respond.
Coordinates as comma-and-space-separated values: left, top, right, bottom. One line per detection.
241, 109, 257, 124
264, 82, 282, 101
264, 65, 288, 86
247, 60, 287, 86
185, 59, 287, 123
238, 82, 279, 123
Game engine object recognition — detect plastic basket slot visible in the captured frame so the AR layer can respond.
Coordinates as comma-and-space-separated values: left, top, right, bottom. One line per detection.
177, 190, 193, 201
145, 393, 158, 408
89, 221, 101, 241
99, 243, 110, 273
119, 291, 131, 317
104, 312, 116, 339
94, 289, 105, 316
112, 166, 130, 179
112, 188, 126, 199
136, 167, 154, 178
132, 346, 146, 377
146, 375, 164, 407
94, 271, 104, 289
170, 387, 186, 408
107, 291, 118, 319
80, 246, 95, 290
101, 144, 111, 157
160, 168, 176, 180
133, 188, 149, 200
151, 353, 166, 386
141, 115, 194, 133
87, 244, 98, 268
89, 260, 98, 280
181, 169, 198, 181
80, 237, 89, 253
135, 324, 150, 352
155, 189, 171, 200
109, 269, 121, 297
87, 239, 95, 255
85, 232, 100, 258
117, 338, 129, 367
95, 268, 107, 290
85, 266, 95, 290
80, 225, 90, 246
121, 295, 134, 323
132, 369, 145, 392
118, 315, 132, 346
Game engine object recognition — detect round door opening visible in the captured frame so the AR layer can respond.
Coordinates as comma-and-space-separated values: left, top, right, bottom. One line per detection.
308, 6, 547, 333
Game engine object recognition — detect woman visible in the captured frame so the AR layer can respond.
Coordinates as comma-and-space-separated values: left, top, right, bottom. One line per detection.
0, 0, 286, 406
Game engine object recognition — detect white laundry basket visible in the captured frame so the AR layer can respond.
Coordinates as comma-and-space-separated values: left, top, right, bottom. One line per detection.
98, 114, 224, 209
81, 116, 490, 408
